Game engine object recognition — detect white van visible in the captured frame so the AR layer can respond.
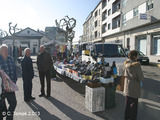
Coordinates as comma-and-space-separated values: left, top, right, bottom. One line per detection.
82, 43, 127, 66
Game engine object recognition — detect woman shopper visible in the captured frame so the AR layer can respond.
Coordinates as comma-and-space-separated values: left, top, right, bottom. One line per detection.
123, 50, 144, 120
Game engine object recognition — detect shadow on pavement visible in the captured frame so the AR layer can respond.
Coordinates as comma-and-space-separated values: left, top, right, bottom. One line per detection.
27, 101, 61, 120
141, 77, 160, 100
57, 73, 85, 96
94, 92, 125, 120
45, 96, 96, 120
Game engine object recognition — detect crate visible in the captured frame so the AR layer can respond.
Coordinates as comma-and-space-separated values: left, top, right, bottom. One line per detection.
87, 82, 101, 88
116, 76, 125, 91
85, 86, 105, 112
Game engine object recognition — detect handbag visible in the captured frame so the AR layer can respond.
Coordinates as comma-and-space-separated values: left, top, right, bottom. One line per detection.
0, 69, 19, 92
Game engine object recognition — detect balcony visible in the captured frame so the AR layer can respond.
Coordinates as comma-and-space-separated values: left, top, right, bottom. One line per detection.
112, 15, 120, 29
102, 10, 107, 21
102, 0, 107, 9
112, 0, 120, 14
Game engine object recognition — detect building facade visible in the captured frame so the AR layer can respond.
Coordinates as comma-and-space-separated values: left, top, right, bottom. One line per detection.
82, 0, 160, 63
1, 27, 50, 55
92, 2, 102, 43
83, 12, 93, 43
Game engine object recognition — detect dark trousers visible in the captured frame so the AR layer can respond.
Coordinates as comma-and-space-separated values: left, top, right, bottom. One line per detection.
0, 96, 7, 120
5, 92, 17, 120
39, 71, 51, 96
125, 96, 138, 120
23, 78, 32, 100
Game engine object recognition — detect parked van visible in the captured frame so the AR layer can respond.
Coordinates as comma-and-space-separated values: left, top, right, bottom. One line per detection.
82, 43, 127, 65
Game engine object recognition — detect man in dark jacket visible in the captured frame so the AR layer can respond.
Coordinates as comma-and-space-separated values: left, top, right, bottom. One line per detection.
21, 48, 35, 102
37, 45, 53, 98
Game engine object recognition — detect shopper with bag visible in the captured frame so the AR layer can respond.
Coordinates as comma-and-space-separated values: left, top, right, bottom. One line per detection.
123, 50, 144, 120
0, 44, 17, 120
21, 48, 35, 102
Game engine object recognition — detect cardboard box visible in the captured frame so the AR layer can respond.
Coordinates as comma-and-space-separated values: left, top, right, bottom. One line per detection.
116, 76, 125, 91
87, 82, 101, 88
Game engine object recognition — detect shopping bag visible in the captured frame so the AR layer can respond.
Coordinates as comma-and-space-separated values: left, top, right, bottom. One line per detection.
0, 69, 19, 92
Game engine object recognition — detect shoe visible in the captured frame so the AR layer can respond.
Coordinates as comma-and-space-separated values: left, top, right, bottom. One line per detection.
39, 94, 45, 97
30, 96, 36, 100
45, 95, 50, 98
24, 99, 30, 102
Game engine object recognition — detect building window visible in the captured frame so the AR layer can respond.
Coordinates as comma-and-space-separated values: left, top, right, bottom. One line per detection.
102, 0, 107, 9
117, 3, 120, 10
122, 0, 127, 7
102, 10, 107, 21
102, 23, 107, 33
122, 14, 126, 26
108, 9, 111, 16
117, 20, 120, 27
27, 30, 30, 34
108, 23, 111, 30
154, 36, 160, 55
99, 9, 101, 15
95, 10, 98, 18
98, 31, 100, 37
133, 7, 139, 17
147, 0, 153, 10
95, 21, 97, 28
95, 31, 97, 38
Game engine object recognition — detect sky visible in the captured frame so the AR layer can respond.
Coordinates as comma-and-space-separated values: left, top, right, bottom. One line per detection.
0, 0, 100, 42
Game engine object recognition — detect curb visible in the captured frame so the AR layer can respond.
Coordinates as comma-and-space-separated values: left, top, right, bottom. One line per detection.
149, 63, 160, 67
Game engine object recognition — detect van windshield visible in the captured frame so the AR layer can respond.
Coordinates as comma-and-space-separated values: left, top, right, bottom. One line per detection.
95, 44, 126, 57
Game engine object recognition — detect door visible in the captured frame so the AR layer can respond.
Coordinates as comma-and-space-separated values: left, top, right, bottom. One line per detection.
154, 37, 160, 55
33, 47, 36, 54
138, 38, 147, 54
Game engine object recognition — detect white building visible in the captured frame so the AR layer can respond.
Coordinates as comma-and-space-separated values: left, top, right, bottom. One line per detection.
83, 0, 160, 63
1, 27, 50, 55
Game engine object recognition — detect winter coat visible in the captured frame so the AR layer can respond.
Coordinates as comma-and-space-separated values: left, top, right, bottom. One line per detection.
123, 59, 144, 98
37, 51, 53, 72
21, 56, 34, 80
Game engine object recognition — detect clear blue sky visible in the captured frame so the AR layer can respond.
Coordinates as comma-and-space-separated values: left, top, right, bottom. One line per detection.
0, 0, 100, 41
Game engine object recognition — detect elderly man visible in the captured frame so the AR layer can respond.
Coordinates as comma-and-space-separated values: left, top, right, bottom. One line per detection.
0, 44, 17, 120
21, 48, 35, 102
37, 45, 53, 98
